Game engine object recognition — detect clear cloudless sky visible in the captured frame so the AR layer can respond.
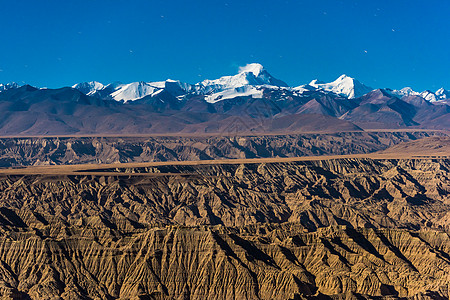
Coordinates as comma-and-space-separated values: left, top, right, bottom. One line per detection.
0, 0, 449, 91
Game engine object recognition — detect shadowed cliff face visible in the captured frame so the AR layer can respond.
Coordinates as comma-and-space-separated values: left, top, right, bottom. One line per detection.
0, 131, 443, 167
0, 158, 448, 299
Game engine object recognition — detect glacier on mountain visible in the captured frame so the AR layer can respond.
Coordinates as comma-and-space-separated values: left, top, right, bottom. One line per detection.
305, 74, 373, 99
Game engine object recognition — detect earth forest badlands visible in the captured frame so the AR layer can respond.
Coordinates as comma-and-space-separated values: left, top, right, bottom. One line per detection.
1, 1, 450, 299
0, 63, 448, 299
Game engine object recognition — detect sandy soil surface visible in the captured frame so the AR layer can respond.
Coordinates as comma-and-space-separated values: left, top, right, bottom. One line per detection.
1, 152, 448, 176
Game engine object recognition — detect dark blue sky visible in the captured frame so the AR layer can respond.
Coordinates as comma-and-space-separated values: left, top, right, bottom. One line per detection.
1, 0, 449, 91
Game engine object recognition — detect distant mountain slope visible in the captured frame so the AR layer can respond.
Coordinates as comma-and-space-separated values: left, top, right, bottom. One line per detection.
377, 136, 450, 156
0, 82, 19, 92
0, 64, 449, 134
389, 86, 450, 103
0, 85, 362, 135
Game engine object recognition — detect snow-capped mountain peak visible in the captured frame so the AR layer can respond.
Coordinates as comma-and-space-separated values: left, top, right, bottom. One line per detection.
72, 81, 107, 96
67, 65, 446, 104
0, 82, 19, 92
336, 74, 352, 82
420, 90, 438, 102
387, 86, 450, 103
388, 87, 420, 98
418, 89, 450, 102
72, 79, 192, 102
238, 63, 265, 76
435, 87, 450, 100
398, 87, 419, 96
307, 74, 372, 99
194, 63, 289, 102
194, 63, 288, 98
110, 79, 193, 102
70, 64, 290, 103
110, 81, 161, 102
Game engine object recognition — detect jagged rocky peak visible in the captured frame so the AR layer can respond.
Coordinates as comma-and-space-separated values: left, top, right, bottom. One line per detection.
307, 74, 373, 99
435, 87, 450, 100
72, 79, 192, 102
397, 87, 419, 96
111, 80, 193, 102
110, 81, 162, 102
418, 88, 450, 102
420, 90, 438, 102
232, 63, 288, 87
235, 63, 285, 85
162, 79, 193, 97
0, 82, 19, 92
390, 86, 450, 102
233, 63, 288, 87
72, 81, 107, 95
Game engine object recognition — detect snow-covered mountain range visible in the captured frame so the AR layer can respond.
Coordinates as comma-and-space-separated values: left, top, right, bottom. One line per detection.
387, 87, 450, 103
71, 63, 450, 104
302, 74, 373, 99
0, 82, 19, 93
0, 63, 449, 135
192, 63, 289, 103
2, 63, 449, 104
72, 80, 192, 102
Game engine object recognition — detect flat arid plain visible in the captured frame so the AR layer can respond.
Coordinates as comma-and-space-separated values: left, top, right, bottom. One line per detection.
0, 132, 448, 299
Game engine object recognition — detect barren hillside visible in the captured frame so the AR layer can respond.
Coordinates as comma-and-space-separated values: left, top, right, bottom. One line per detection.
0, 156, 448, 299
0, 131, 445, 167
